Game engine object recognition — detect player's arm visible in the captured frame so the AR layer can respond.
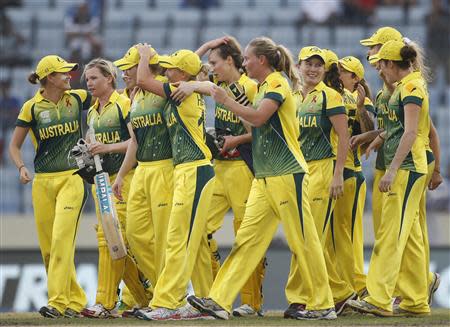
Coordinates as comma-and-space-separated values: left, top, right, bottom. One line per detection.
195, 36, 230, 57
171, 81, 216, 102
136, 43, 165, 98
9, 126, 32, 184
350, 128, 383, 150
379, 103, 419, 192
88, 138, 130, 155
211, 85, 277, 127
356, 84, 375, 133
428, 120, 443, 190
112, 123, 137, 200
329, 113, 349, 199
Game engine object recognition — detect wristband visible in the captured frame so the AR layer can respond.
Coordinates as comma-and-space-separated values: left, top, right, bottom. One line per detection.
18, 165, 25, 172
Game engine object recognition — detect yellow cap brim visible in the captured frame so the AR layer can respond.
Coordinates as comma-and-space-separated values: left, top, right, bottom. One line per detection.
368, 54, 381, 64
299, 54, 326, 63
114, 58, 136, 71
360, 38, 377, 46
54, 63, 78, 73
158, 56, 177, 69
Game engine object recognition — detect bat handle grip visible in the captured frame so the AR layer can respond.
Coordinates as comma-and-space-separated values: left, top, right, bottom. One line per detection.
89, 118, 103, 173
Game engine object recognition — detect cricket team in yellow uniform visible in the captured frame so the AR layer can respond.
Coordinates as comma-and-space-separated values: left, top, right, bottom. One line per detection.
9, 24, 442, 321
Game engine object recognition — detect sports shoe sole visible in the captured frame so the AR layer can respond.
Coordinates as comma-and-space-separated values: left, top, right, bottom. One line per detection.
428, 273, 441, 305
348, 302, 393, 317
187, 297, 228, 320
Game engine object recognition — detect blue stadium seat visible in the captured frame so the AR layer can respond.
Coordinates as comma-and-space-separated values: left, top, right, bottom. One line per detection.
238, 9, 270, 26
271, 8, 300, 26
136, 27, 167, 49
205, 8, 236, 26
374, 6, 404, 25
235, 27, 270, 46
269, 26, 298, 48
170, 9, 202, 28
167, 26, 198, 50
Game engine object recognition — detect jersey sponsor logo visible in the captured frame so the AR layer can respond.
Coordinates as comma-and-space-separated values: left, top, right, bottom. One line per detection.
95, 174, 112, 214
299, 115, 318, 128
131, 112, 163, 129
215, 106, 240, 123
38, 121, 79, 140
95, 131, 121, 144
38, 111, 51, 124
279, 200, 288, 206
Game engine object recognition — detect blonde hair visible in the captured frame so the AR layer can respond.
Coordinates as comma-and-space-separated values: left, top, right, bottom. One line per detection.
403, 38, 432, 83
248, 37, 300, 90
82, 58, 118, 88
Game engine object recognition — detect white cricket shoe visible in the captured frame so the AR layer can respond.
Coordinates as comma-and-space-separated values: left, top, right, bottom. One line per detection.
232, 304, 264, 317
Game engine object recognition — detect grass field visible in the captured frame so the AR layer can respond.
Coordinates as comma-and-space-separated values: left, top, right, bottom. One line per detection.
1, 310, 449, 326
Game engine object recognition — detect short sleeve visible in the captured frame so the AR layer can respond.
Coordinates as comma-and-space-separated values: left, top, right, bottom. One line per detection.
71, 89, 92, 111
325, 89, 346, 116
264, 77, 288, 105
401, 81, 425, 107
16, 100, 34, 127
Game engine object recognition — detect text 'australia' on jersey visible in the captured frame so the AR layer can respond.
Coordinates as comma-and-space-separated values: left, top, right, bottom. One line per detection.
251, 71, 308, 178
296, 81, 346, 162
131, 75, 172, 162
16, 89, 91, 173
163, 83, 211, 166
87, 91, 131, 175
384, 72, 428, 174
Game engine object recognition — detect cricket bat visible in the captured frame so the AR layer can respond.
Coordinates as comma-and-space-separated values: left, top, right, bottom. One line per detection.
88, 118, 127, 260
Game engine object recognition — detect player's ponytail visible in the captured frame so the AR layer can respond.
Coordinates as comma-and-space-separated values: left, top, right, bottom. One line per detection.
402, 38, 432, 83
28, 72, 41, 85
324, 63, 344, 94
275, 45, 300, 91
248, 37, 299, 90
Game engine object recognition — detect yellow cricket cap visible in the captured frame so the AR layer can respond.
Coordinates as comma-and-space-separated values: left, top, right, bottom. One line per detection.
368, 40, 405, 64
158, 49, 202, 76
360, 26, 403, 47
114, 46, 159, 71
323, 49, 339, 71
298, 46, 326, 63
35, 55, 78, 80
339, 56, 365, 79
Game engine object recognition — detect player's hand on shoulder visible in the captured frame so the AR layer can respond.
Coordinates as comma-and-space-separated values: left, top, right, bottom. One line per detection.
171, 81, 194, 102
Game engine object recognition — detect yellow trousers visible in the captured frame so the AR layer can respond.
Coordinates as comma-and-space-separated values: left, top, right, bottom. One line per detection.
150, 162, 215, 309
126, 160, 174, 297
397, 155, 436, 298
366, 169, 429, 313
331, 169, 367, 294
92, 171, 148, 309
209, 173, 334, 312
206, 160, 265, 310
286, 159, 354, 304
372, 169, 385, 239
32, 171, 87, 314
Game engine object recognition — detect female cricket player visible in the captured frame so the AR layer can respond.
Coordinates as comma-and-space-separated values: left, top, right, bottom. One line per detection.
9, 55, 89, 318
188, 37, 336, 321
80, 58, 148, 318
285, 46, 353, 317
169, 36, 266, 317
112, 46, 173, 316
134, 44, 216, 320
